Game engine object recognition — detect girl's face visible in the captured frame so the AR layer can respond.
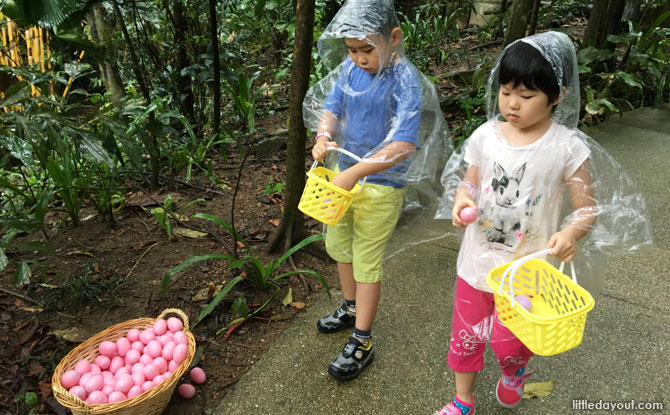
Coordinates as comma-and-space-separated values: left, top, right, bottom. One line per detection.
498, 83, 558, 132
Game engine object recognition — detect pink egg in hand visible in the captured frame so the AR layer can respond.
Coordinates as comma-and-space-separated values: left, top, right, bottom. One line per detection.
125, 349, 141, 365
167, 317, 183, 333
147, 340, 162, 358
87, 390, 107, 404
61, 370, 81, 389
116, 337, 131, 357
109, 356, 125, 374
173, 331, 188, 345
190, 367, 206, 384
127, 385, 143, 399
127, 328, 140, 342
84, 375, 104, 393
98, 341, 117, 357
74, 359, 91, 375
94, 355, 111, 371
172, 344, 188, 364
459, 207, 478, 224
514, 295, 533, 311
108, 391, 127, 403
153, 319, 168, 336
139, 329, 155, 345
178, 383, 195, 399
68, 385, 87, 400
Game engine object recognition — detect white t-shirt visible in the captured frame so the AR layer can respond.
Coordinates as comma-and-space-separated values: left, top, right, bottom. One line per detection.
458, 120, 591, 292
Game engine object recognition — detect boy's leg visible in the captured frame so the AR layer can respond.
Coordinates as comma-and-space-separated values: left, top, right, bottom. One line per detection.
353, 281, 380, 331
316, 261, 356, 333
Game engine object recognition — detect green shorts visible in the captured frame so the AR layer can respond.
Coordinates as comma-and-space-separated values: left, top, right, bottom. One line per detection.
325, 182, 405, 283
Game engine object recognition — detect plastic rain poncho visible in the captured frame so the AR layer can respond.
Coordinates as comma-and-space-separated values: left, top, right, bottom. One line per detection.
303, 0, 452, 259
435, 32, 652, 343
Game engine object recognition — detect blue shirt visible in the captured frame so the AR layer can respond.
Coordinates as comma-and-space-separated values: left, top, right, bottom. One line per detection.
324, 58, 422, 188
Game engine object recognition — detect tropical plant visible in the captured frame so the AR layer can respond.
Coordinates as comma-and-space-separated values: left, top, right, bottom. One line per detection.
148, 195, 205, 240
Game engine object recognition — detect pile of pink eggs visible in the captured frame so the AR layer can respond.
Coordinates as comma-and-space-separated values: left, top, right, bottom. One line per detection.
59, 317, 206, 404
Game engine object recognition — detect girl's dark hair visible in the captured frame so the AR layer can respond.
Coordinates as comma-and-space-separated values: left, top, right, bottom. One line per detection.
498, 41, 560, 103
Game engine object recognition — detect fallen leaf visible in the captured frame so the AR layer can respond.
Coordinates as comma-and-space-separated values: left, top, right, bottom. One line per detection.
18, 317, 39, 345
49, 327, 91, 343
268, 219, 279, 227
192, 287, 210, 302
173, 227, 207, 239
66, 250, 93, 257
290, 301, 306, 310
236, 241, 245, 249
19, 306, 43, 313
282, 288, 293, 306
38, 380, 52, 399
29, 362, 45, 377
523, 381, 554, 399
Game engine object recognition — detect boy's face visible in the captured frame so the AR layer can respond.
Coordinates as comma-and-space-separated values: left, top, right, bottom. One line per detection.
498, 83, 558, 130
344, 28, 402, 74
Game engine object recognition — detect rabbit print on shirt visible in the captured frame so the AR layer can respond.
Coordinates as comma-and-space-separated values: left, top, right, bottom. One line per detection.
487, 161, 526, 247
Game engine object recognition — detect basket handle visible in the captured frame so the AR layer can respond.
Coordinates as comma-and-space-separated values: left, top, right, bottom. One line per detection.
500, 248, 574, 308
310, 146, 367, 192
157, 308, 191, 332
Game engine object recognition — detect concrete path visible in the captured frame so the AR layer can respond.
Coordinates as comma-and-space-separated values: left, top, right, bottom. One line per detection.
213, 108, 670, 415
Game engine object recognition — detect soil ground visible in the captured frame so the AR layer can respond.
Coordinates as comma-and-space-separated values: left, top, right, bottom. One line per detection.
0, 18, 588, 415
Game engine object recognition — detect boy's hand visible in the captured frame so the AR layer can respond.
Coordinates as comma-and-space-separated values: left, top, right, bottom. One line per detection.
332, 167, 360, 192
452, 196, 477, 228
312, 140, 337, 162
546, 229, 578, 262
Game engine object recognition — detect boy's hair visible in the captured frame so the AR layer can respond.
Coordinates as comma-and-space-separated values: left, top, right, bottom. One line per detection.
498, 41, 561, 103
338, 0, 397, 38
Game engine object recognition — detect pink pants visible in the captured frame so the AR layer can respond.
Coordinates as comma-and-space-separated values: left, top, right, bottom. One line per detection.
448, 277, 533, 376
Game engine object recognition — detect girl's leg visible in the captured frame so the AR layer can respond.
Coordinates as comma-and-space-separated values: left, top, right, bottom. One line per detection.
489, 314, 533, 376
353, 281, 380, 331
454, 371, 477, 404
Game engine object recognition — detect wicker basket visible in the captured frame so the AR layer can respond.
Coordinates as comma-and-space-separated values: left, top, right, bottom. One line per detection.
52, 308, 196, 415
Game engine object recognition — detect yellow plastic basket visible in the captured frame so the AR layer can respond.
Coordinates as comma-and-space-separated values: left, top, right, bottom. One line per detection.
486, 249, 595, 356
298, 147, 364, 226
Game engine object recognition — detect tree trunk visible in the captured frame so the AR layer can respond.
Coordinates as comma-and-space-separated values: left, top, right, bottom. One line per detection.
503, 0, 535, 46
583, 0, 625, 48
172, 0, 196, 128
528, 0, 541, 35
208, 0, 221, 137
90, 5, 124, 109
268, 0, 315, 253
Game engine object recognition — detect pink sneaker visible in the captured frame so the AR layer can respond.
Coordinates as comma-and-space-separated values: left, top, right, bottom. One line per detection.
435, 396, 475, 415
496, 367, 533, 408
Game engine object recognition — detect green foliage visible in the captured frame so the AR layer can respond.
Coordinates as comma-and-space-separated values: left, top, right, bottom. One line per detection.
263, 179, 283, 196
47, 267, 123, 309
450, 85, 487, 149
223, 69, 263, 132
149, 195, 205, 240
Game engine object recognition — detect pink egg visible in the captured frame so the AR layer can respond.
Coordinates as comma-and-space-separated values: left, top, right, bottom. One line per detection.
103, 376, 115, 386
79, 372, 93, 387
127, 328, 140, 342
141, 381, 154, 392
89, 364, 102, 375
459, 207, 478, 224
108, 391, 127, 403
102, 371, 113, 379
153, 357, 168, 374
101, 385, 114, 396
74, 359, 91, 375
131, 341, 144, 352
87, 390, 107, 404
140, 353, 153, 366
152, 374, 165, 385
98, 341, 117, 357
116, 337, 131, 357
515, 295, 533, 311
109, 356, 125, 374
172, 344, 188, 364
153, 319, 168, 336
125, 349, 141, 365
139, 329, 155, 345
158, 334, 171, 346
167, 317, 183, 333
94, 356, 111, 370
61, 370, 80, 389
127, 385, 143, 399
84, 375, 104, 393
114, 367, 130, 378
162, 342, 176, 361
115, 374, 133, 393
68, 385, 87, 400
143, 364, 159, 381
172, 331, 188, 345
177, 383, 195, 399
190, 367, 206, 384
131, 363, 144, 374
147, 340, 162, 358
168, 360, 179, 373
132, 372, 145, 386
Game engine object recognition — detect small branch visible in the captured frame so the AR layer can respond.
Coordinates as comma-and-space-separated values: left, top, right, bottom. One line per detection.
231, 146, 254, 257
126, 241, 159, 279
0, 287, 41, 305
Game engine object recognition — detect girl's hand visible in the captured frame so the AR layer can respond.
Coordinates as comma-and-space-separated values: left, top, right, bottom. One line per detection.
546, 229, 578, 262
452, 196, 477, 228
332, 167, 359, 192
312, 140, 337, 162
